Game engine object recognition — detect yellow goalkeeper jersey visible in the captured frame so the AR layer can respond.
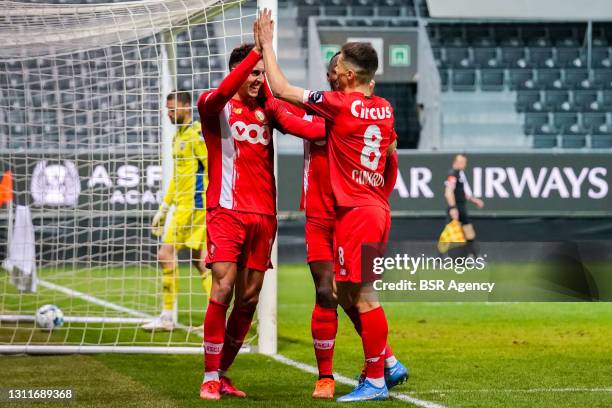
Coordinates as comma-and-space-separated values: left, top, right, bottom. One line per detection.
163, 121, 208, 210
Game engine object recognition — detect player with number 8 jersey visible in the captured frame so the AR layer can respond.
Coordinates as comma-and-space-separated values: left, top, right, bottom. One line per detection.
257, 8, 404, 401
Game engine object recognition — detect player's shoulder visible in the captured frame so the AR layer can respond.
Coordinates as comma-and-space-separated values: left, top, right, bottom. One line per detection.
197, 90, 214, 105
306, 89, 344, 105
190, 120, 202, 133
447, 169, 459, 181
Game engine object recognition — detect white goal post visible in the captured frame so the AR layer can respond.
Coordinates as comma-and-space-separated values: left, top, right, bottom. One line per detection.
0, 0, 278, 355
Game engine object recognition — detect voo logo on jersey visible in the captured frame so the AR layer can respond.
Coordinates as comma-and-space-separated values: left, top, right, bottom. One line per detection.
231, 121, 271, 145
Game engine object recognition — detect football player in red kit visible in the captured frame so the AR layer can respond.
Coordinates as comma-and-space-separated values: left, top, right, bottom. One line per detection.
197, 38, 324, 400
294, 52, 403, 399
257, 10, 405, 402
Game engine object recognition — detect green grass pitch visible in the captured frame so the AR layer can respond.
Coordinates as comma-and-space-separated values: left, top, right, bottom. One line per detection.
1, 264, 611, 407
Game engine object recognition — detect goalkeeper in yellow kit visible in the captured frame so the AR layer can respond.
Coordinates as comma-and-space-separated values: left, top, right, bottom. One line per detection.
143, 90, 212, 331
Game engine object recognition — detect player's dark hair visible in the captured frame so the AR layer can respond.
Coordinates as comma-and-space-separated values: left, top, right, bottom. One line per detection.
167, 90, 191, 106
340, 42, 378, 84
229, 43, 255, 69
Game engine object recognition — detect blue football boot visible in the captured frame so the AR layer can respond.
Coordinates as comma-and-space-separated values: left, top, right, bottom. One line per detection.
385, 361, 409, 389
337, 379, 389, 403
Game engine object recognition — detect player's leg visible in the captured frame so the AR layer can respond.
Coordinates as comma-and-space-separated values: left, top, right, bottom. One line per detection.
142, 241, 178, 331
188, 209, 212, 297
309, 261, 338, 398
200, 208, 245, 400
335, 280, 389, 402
200, 261, 237, 400
216, 211, 276, 398
217, 266, 265, 398
306, 217, 338, 399
460, 207, 478, 257
335, 206, 408, 402
339, 300, 399, 385
191, 247, 212, 298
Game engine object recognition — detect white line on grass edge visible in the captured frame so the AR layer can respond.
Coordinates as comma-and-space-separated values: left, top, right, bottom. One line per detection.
36, 279, 612, 399
411, 388, 612, 394
271, 354, 446, 408
37, 278, 445, 406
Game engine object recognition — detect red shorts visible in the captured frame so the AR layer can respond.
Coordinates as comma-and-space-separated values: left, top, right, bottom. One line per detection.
206, 207, 277, 272
305, 216, 335, 263
335, 206, 391, 283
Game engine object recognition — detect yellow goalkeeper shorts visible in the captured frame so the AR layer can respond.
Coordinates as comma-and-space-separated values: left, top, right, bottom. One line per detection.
163, 208, 206, 250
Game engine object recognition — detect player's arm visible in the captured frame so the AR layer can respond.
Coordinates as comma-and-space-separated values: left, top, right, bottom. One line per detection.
162, 176, 176, 207
151, 173, 175, 236
267, 98, 325, 141
189, 127, 208, 165
387, 140, 397, 156
444, 175, 458, 220
382, 151, 398, 198
197, 47, 262, 116
257, 9, 305, 108
467, 195, 484, 208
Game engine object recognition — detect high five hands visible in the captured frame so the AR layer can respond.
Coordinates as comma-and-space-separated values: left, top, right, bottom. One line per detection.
254, 8, 274, 51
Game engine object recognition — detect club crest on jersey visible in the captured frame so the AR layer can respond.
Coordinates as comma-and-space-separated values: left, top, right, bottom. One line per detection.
179, 141, 186, 151
233, 108, 242, 115
231, 121, 271, 145
309, 91, 323, 104
255, 110, 265, 122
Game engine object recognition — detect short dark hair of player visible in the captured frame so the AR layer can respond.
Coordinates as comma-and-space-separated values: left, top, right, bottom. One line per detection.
340, 42, 378, 84
167, 90, 191, 106
229, 43, 255, 69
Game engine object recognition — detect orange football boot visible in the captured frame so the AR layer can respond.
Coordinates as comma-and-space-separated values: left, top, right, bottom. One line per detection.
200, 380, 221, 400
312, 378, 335, 399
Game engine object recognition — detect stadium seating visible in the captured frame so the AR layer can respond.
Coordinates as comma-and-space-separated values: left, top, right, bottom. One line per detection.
5, 0, 612, 151
429, 21, 612, 149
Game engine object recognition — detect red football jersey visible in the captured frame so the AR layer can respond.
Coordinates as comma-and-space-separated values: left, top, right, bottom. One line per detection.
263, 85, 335, 218
302, 90, 396, 210
302, 134, 336, 219
197, 50, 324, 216
280, 102, 335, 219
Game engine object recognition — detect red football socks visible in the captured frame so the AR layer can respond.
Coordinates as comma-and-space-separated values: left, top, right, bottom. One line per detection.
359, 307, 388, 379
203, 299, 229, 374
311, 304, 338, 378
345, 305, 394, 360
219, 304, 256, 372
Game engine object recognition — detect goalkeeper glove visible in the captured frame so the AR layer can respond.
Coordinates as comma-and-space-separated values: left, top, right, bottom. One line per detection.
151, 203, 170, 237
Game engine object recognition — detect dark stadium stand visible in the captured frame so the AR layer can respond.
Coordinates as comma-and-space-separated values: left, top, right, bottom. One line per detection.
429, 22, 612, 148
4, 0, 612, 150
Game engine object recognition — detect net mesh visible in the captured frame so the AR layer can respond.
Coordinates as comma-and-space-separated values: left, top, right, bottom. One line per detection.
0, 0, 259, 351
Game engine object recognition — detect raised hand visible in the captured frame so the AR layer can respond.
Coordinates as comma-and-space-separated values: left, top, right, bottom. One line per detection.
253, 20, 262, 53
257, 8, 274, 49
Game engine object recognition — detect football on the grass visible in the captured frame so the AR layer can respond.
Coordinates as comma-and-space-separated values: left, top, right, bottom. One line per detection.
35, 304, 64, 330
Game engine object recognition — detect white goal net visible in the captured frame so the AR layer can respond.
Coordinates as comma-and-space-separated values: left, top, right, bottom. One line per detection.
0, 0, 275, 354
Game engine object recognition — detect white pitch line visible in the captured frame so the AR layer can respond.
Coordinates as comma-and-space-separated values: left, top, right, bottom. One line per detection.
38, 279, 151, 318
271, 354, 446, 408
411, 388, 612, 394
40, 279, 444, 405
37, 279, 196, 333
